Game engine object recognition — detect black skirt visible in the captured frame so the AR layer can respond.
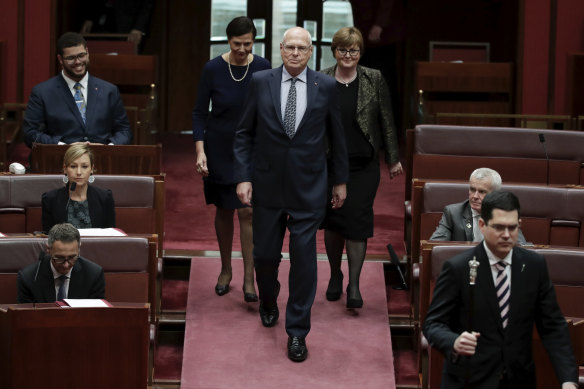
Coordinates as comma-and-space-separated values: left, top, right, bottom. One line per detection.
203, 180, 248, 210
321, 158, 380, 239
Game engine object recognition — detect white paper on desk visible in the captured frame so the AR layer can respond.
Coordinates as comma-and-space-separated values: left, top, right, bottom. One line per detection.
78, 228, 127, 237
0, 232, 6, 237
63, 299, 110, 307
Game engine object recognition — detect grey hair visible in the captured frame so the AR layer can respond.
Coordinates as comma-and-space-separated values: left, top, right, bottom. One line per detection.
47, 223, 81, 248
469, 168, 502, 191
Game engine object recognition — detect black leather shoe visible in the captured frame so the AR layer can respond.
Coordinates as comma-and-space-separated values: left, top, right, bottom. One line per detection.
287, 336, 308, 362
259, 281, 280, 327
346, 285, 363, 309
259, 302, 279, 327
243, 286, 258, 303
215, 283, 230, 296
325, 271, 343, 301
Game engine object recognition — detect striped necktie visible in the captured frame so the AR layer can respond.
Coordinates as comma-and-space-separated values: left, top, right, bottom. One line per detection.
495, 261, 510, 328
73, 83, 87, 123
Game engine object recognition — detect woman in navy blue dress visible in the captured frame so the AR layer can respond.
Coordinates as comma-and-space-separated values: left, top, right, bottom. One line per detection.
192, 16, 270, 302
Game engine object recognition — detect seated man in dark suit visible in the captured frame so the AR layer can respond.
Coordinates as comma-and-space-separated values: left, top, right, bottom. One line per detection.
22, 32, 132, 147
430, 167, 527, 244
17, 223, 105, 303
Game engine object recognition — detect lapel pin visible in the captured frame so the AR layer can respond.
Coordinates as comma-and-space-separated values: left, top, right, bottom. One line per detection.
314, 82, 318, 86
466, 223, 471, 229
521, 264, 525, 272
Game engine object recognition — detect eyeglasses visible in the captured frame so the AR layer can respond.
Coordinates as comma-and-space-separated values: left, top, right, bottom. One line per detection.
51, 254, 79, 265
281, 44, 311, 54
487, 224, 519, 233
62, 52, 88, 63
336, 48, 360, 57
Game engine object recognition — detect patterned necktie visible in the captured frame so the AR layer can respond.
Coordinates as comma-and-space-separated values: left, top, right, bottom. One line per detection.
495, 261, 510, 328
284, 78, 297, 139
57, 275, 68, 300
73, 83, 87, 123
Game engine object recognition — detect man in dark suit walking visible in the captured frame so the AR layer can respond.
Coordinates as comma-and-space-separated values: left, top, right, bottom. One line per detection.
423, 191, 577, 388
23, 32, 132, 147
17, 223, 105, 303
234, 27, 348, 362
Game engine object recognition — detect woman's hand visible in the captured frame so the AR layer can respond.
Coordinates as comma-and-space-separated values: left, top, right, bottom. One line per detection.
195, 141, 209, 177
389, 162, 403, 179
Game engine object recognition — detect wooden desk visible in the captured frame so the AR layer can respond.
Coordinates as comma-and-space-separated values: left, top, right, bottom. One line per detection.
415, 62, 513, 126
30, 144, 162, 174
0, 303, 149, 388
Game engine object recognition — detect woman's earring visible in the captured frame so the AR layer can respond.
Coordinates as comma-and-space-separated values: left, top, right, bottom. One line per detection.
63, 175, 68, 184
88, 174, 95, 184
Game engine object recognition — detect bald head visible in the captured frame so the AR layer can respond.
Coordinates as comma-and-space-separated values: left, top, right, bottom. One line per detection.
280, 27, 313, 76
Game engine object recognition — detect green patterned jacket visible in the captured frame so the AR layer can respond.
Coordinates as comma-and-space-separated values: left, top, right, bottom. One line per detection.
320, 64, 399, 165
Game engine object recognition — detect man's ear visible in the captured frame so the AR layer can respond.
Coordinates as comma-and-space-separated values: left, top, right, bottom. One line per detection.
518, 218, 522, 228
478, 217, 486, 234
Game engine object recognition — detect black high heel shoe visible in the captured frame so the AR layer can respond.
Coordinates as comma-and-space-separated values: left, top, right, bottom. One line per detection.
243, 286, 258, 302
325, 271, 344, 301
346, 285, 363, 309
215, 283, 230, 296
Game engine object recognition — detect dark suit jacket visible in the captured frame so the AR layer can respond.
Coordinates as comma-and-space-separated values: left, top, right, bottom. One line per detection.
430, 200, 527, 244
320, 65, 399, 165
23, 74, 132, 147
233, 66, 348, 210
42, 185, 116, 232
17, 253, 105, 303
423, 244, 577, 388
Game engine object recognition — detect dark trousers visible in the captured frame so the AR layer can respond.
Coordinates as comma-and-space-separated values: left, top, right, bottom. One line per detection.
252, 205, 325, 338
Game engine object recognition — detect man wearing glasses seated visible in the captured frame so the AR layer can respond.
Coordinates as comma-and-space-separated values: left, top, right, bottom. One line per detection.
17, 223, 105, 303
22, 32, 132, 147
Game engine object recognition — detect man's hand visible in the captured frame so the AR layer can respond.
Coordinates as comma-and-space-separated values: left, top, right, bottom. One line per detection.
331, 183, 347, 209
129, 29, 144, 45
453, 331, 480, 356
237, 182, 252, 206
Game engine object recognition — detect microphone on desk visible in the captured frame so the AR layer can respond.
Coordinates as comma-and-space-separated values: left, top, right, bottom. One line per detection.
34, 253, 49, 282
65, 182, 77, 212
31, 123, 46, 149
29, 123, 46, 172
538, 133, 550, 185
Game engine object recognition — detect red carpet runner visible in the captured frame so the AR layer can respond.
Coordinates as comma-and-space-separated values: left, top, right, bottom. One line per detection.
180, 258, 396, 389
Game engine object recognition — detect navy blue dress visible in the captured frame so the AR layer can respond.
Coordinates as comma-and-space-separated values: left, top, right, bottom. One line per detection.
192, 54, 270, 208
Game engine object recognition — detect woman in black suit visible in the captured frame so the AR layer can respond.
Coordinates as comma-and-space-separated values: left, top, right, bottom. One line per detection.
42, 144, 115, 232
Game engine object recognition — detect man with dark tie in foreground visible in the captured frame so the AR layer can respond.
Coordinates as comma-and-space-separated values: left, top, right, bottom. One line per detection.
22, 32, 132, 147
234, 27, 348, 362
430, 167, 527, 244
423, 191, 577, 388
17, 223, 105, 303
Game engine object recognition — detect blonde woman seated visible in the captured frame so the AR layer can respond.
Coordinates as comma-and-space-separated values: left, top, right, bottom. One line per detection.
42, 144, 115, 232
